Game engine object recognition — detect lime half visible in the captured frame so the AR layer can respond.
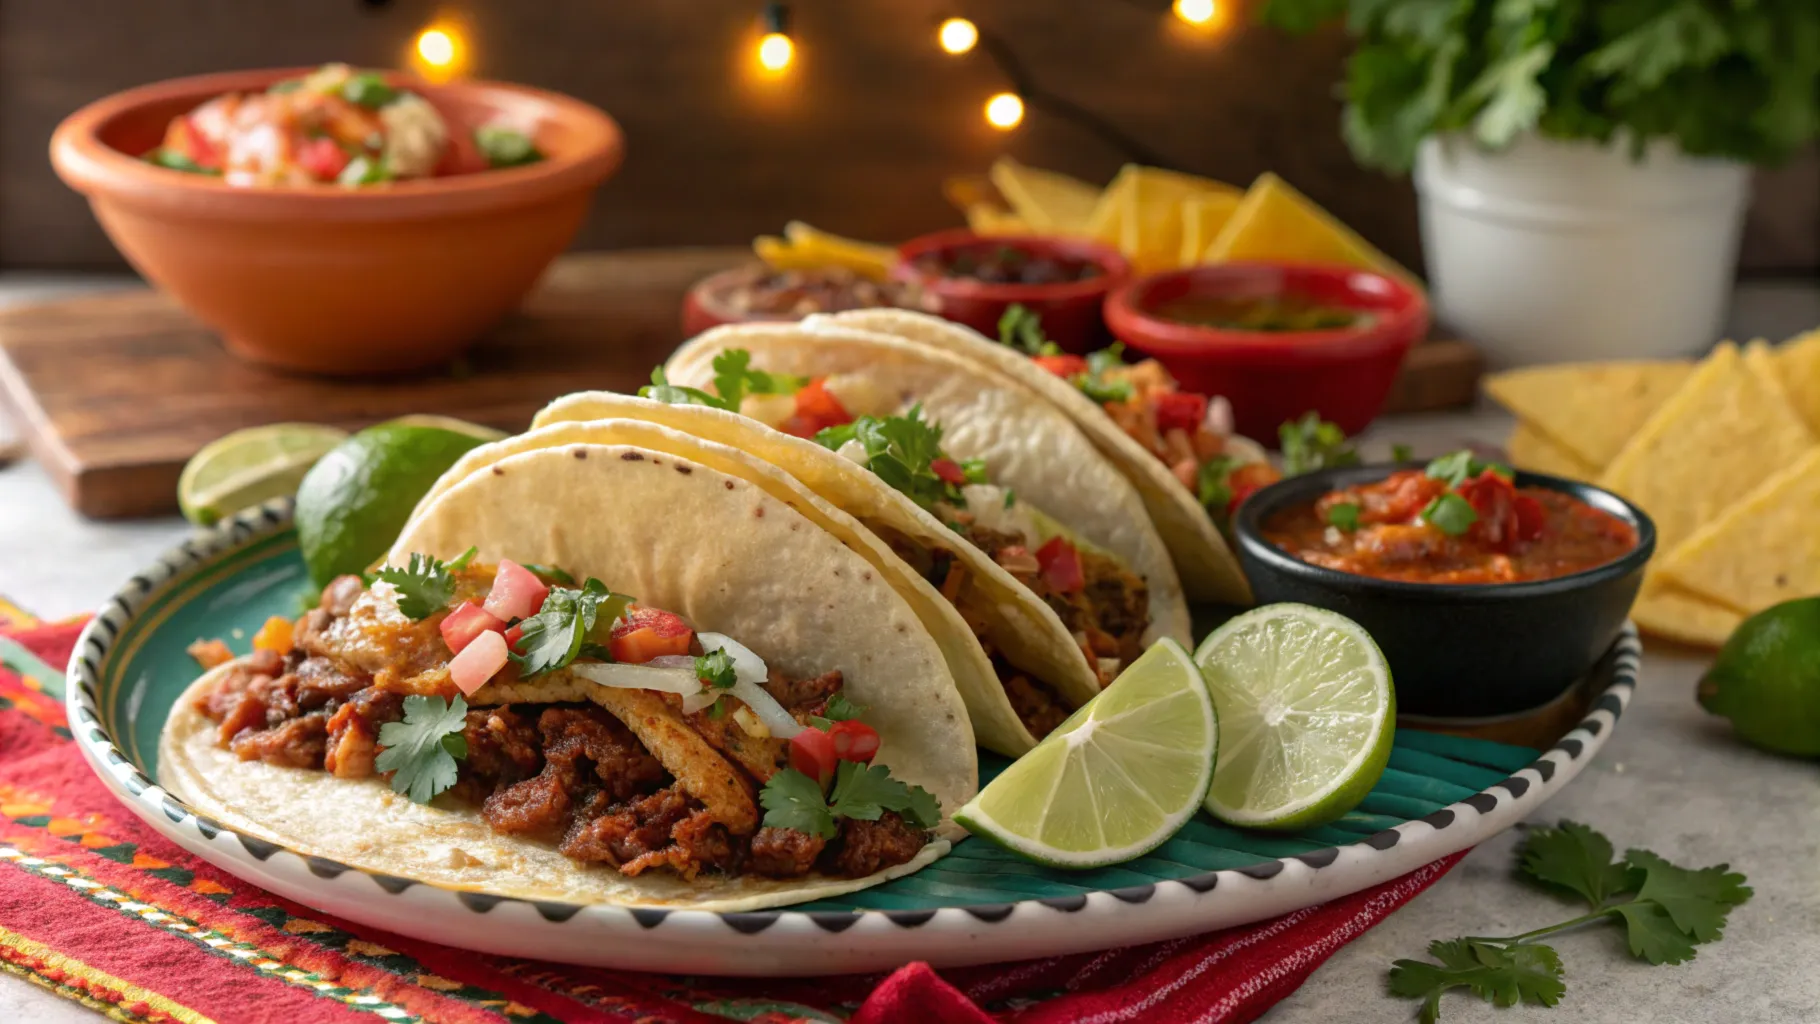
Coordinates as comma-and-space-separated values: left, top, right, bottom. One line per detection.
178, 423, 350, 525
953, 639, 1216, 869
1194, 603, 1394, 831
381, 414, 508, 442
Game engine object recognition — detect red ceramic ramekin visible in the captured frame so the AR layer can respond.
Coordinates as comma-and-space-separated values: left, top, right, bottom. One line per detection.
1104, 262, 1429, 439
51, 67, 623, 376
891, 230, 1130, 353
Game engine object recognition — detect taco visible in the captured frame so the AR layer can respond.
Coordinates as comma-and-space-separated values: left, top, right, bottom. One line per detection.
450, 403, 1113, 756
160, 441, 975, 911
803, 308, 1275, 605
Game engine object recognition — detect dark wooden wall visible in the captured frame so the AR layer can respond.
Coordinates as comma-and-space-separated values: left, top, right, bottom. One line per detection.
5, 0, 1815, 273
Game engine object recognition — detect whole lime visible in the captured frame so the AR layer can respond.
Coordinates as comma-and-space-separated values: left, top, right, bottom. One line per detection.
295, 420, 502, 587
1698, 597, 1820, 757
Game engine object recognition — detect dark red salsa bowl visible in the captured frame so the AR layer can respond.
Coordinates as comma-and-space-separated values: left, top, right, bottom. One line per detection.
891, 229, 1130, 353
1104, 262, 1428, 440
682, 264, 934, 337
1232, 463, 1655, 718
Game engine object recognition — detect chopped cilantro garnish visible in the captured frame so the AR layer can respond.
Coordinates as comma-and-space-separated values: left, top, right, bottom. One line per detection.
1069, 342, 1135, 403
711, 349, 806, 412
341, 72, 397, 108
813, 405, 982, 511
1389, 820, 1748, 1020
997, 303, 1060, 356
1391, 443, 1415, 463
1426, 449, 1514, 487
759, 761, 941, 839
695, 649, 738, 689
474, 124, 542, 168
371, 547, 477, 620
374, 694, 468, 804
1195, 454, 1244, 512
1326, 502, 1362, 532
1002, 488, 1017, 509
145, 149, 219, 175
519, 563, 575, 586
707, 698, 727, 719
509, 578, 633, 677
1279, 413, 1360, 476
1421, 492, 1479, 536
810, 693, 868, 728
639, 366, 729, 410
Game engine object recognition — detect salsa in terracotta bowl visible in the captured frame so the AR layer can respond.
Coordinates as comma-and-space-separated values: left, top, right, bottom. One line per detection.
1232, 454, 1653, 718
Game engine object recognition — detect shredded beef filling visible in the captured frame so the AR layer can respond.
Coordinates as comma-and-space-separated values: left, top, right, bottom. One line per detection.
193, 579, 929, 883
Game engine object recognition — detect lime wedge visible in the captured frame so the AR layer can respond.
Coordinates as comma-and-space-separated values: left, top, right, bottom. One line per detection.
295, 421, 497, 587
1194, 603, 1394, 831
178, 423, 350, 526
953, 639, 1216, 868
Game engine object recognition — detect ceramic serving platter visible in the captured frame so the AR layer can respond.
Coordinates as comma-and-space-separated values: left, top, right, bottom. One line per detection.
66, 500, 1639, 976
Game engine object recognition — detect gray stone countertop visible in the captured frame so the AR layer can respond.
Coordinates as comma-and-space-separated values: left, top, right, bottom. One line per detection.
1, 278, 1816, 1022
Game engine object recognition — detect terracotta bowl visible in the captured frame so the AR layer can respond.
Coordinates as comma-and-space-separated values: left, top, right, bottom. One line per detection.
51, 68, 624, 376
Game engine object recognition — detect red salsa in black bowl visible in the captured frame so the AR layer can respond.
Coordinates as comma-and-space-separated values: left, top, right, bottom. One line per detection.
1233, 452, 1653, 718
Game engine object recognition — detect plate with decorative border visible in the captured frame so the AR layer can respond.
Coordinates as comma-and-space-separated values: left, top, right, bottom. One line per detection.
66, 499, 1638, 976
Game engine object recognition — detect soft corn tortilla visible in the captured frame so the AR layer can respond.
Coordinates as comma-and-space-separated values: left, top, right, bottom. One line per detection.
162, 443, 974, 910
664, 322, 1193, 645
805, 308, 1264, 606
411, 414, 1097, 756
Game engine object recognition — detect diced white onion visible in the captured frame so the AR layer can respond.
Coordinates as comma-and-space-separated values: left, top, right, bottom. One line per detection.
835, 438, 869, 465
732, 705, 772, 739
647, 655, 696, 670
569, 661, 703, 696
1097, 657, 1122, 679
697, 632, 802, 739
1203, 395, 1234, 437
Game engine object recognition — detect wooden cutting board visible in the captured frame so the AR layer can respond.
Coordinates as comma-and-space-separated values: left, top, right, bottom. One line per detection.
0, 248, 1482, 519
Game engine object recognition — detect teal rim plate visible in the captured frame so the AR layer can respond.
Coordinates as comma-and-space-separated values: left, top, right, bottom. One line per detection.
66, 499, 1639, 975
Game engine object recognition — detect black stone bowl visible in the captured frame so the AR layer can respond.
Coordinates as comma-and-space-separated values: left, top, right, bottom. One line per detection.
1232, 464, 1655, 718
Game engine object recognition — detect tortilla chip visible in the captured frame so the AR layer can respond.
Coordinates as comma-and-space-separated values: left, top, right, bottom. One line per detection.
942, 174, 1001, 213
1777, 327, 1820, 434
1179, 193, 1243, 268
780, 222, 896, 278
1121, 167, 1240, 274
1631, 579, 1744, 649
1658, 447, 1820, 615
1598, 342, 1815, 556
988, 158, 1100, 235
1085, 165, 1134, 247
1485, 360, 1694, 469
1507, 422, 1599, 480
1203, 173, 1420, 286
964, 204, 1031, 236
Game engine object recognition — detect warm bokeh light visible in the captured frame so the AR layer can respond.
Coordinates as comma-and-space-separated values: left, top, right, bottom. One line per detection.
409, 23, 467, 81
757, 32, 795, 73
416, 28, 455, 67
985, 92, 1025, 130
1173, 0, 1217, 25
938, 18, 979, 55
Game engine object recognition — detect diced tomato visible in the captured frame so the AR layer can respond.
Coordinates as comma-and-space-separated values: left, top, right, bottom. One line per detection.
252, 615, 294, 655
1459, 471, 1520, 550
1153, 392, 1209, 434
428, 98, 491, 177
1513, 494, 1547, 543
440, 601, 507, 655
1227, 462, 1284, 509
1031, 354, 1089, 378
504, 624, 524, 648
828, 719, 880, 763
1035, 536, 1084, 593
781, 378, 853, 438
608, 606, 694, 663
450, 629, 510, 696
930, 458, 968, 485
166, 115, 222, 170
789, 727, 839, 786
187, 638, 235, 670
484, 560, 549, 622
296, 136, 351, 181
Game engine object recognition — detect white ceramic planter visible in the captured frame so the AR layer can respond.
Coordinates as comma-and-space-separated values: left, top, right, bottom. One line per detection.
1414, 133, 1751, 368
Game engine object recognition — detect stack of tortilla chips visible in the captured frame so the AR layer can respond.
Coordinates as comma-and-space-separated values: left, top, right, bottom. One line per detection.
1487, 329, 1820, 647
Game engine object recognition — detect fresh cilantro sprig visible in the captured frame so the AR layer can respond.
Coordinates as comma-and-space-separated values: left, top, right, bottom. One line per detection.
695, 649, 738, 690
520, 563, 576, 586
1325, 501, 1362, 532
814, 406, 986, 511
639, 366, 727, 410
1074, 344, 1135, 403
1195, 454, 1244, 512
1425, 449, 1513, 488
1279, 412, 1360, 476
509, 578, 633, 677
375, 694, 469, 804
370, 547, 477, 620
1421, 492, 1479, 537
639, 349, 805, 413
1388, 820, 1750, 1021
759, 761, 941, 840
998, 303, 1061, 356
810, 692, 868, 730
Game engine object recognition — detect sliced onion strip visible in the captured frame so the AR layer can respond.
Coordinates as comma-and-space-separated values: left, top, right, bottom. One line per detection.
698, 632, 803, 739
568, 661, 702, 696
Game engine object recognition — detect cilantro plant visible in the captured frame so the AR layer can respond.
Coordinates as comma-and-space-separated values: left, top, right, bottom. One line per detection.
1390, 820, 1750, 1021
375, 694, 469, 804
759, 761, 942, 839
1261, 0, 1820, 173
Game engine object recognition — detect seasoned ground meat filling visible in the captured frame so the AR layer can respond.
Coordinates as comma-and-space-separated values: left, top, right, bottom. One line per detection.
194, 577, 929, 883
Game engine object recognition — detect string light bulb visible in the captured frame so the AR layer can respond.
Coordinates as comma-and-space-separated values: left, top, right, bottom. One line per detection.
409, 22, 467, 81
756, 2, 795, 75
984, 92, 1025, 130
938, 18, 979, 55
1172, 0, 1218, 26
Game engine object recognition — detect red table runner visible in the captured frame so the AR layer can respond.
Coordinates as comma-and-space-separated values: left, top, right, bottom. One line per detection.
0, 613, 1463, 1023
